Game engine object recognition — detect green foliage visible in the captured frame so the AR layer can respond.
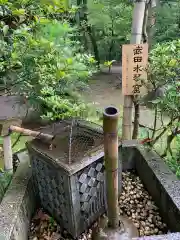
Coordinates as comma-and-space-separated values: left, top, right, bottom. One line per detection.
165, 136, 180, 179
103, 59, 116, 72
148, 40, 180, 119
153, 2, 180, 44
0, 133, 30, 153
0, 0, 97, 120
86, 0, 132, 61
0, 170, 12, 202
144, 40, 180, 176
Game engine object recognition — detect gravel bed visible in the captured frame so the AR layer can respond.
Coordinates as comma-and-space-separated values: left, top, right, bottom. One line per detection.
119, 171, 169, 237
29, 171, 169, 240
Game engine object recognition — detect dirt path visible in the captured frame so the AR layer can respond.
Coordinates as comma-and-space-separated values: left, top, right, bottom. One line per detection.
83, 66, 168, 130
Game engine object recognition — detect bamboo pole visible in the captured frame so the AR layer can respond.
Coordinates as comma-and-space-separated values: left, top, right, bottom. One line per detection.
10, 125, 54, 142
147, 0, 156, 50
103, 106, 119, 229
3, 135, 13, 172
122, 0, 146, 140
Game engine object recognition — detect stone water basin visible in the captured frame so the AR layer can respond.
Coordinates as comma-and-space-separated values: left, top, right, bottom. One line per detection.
28, 171, 168, 240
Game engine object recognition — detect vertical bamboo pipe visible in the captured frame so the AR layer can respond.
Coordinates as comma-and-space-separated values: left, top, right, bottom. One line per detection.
3, 135, 13, 173
103, 106, 119, 229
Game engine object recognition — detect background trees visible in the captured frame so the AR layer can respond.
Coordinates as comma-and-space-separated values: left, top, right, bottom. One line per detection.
153, 1, 180, 44
87, 0, 132, 62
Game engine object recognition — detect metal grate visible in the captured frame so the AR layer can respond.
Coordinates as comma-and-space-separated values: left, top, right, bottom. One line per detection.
30, 119, 104, 165
77, 161, 106, 226
27, 120, 106, 237
31, 156, 70, 230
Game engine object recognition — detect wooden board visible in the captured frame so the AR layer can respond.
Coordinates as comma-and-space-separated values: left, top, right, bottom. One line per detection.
122, 43, 148, 96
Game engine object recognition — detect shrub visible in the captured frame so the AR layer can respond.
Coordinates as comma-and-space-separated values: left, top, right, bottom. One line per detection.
0, 0, 97, 120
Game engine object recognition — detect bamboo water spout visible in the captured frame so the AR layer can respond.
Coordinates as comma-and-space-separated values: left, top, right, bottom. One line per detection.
103, 106, 119, 229
9, 125, 54, 142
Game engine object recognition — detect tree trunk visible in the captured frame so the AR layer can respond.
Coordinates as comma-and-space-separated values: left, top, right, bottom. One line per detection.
152, 116, 178, 146
87, 26, 100, 67
3, 135, 13, 173
108, 41, 114, 61
108, 20, 115, 61
152, 105, 158, 139
132, 100, 140, 139
122, 0, 146, 140
77, 0, 100, 67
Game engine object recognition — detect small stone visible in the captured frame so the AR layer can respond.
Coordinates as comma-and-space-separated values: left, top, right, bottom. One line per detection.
121, 196, 125, 200
87, 234, 91, 239
163, 223, 167, 228
144, 230, 150, 236
145, 226, 150, 231
141, 221, 146, 227
63, 230, 68, 235
156, 215, 161, 220
156, 221, 163, 227
51, 232, 61, 240
134, 222, 140, 228
139, 230, 144, 236
119, 209, 123, 215
141, 211, 147, 217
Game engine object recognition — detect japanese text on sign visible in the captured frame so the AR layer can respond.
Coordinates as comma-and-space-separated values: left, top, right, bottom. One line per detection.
122, 44, 148, 95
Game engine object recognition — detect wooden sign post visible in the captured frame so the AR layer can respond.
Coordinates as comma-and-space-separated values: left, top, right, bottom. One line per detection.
0, 118, 22, 172
122, 43, 148, 96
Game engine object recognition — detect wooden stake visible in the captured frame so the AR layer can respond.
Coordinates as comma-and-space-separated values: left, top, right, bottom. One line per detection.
3, 135, 13, 172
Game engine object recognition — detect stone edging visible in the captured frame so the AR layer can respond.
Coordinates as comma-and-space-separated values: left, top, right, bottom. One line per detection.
135, 145, 180, 233
128, 145, 180, 240
0, 151, 36, 240
133, 232, 180, 240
